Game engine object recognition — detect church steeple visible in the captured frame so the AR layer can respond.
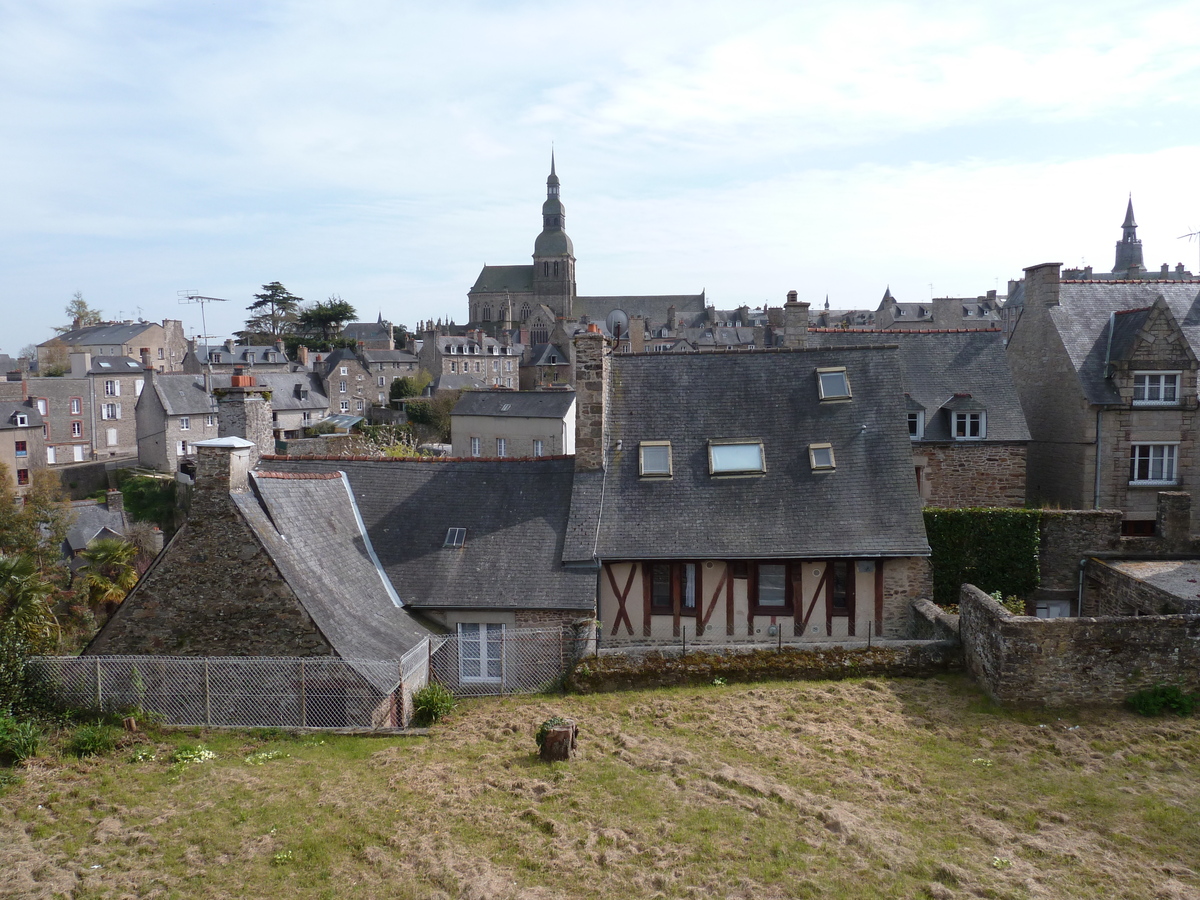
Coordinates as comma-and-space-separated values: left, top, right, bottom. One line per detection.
1114, 194, 1144, 275
532, 152, 576, 319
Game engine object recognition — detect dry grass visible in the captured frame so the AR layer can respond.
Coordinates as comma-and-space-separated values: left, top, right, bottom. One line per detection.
2, 674, 1199, 899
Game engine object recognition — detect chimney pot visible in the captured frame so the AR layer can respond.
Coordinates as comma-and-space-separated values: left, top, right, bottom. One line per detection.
786, 290, 799, 303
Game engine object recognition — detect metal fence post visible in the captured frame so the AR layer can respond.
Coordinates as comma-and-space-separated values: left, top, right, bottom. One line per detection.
203, 658, 212, 726
95, 658, 102, 709
299, 660, 307, 727
426, 637, 433, 684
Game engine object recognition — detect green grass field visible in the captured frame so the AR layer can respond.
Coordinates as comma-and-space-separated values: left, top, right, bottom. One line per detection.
2, 674, 1198, 899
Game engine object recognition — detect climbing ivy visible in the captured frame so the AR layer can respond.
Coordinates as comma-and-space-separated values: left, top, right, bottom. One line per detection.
923, 508, 1041, 606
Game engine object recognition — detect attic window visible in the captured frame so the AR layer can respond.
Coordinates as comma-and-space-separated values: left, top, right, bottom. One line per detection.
13, 414, 28, 427
808, 443, 836, 471
708, 440, 765, 476
816, 367, 852, 401
211, 352, 222, 363
1133, 372, 1180, 406
443, 527, 467, 549
953, 411, 985, 440
98, 361, 112, 368
639, 441, 672, 477
499, 403, 512, 412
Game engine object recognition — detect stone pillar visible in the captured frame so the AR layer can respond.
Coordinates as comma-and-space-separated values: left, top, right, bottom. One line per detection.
1156, 491, 1192, 551
573, 328, 608, 472
782, 290, 809, 349
216, 370, 274, 466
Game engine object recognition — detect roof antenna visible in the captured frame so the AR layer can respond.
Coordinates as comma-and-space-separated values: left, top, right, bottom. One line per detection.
1178, 226, 1200, 271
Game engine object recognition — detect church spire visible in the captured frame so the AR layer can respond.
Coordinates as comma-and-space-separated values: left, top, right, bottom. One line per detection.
1114, 194, 1144, 275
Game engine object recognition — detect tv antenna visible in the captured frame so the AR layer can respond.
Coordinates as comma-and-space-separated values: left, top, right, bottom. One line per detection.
177, 291, 232, 344
1178, 228, 1200, 271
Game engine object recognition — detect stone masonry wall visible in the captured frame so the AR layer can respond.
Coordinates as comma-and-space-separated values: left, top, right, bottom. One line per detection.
881, 556, 933, 638
918, 441, 1026, 508
1083, 559, 1198, 617
88, 446, 330, 657
573, 331, 608, 471
959, 583, 1200, 706
1037, 508, 1122, 591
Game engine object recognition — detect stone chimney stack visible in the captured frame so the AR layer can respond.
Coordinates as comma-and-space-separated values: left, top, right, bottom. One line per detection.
573, 326, 609, 471
1023, 262, 1062, 308
275, 338, 285, 354
782, 290, 810, 349
69, 352, 92, 378
1156, 491, 1193, 552
666, 305, 677, 331
216, 367, 273, 466
224, 338, 235, 353
296, 345, 309, 368
140, 349, 152, 369
192, 437, 256, 515
106, 489, 124, 513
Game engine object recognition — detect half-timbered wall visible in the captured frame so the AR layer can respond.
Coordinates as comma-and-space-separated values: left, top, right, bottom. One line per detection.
599, 558, 925, 645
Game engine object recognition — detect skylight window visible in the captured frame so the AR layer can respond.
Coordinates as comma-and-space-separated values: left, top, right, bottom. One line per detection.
708, 440, 765, 475
808, 443, 836, 471
639, 441, 672, 477
443, 527, 467, 549
816, 367, 851, 401
98, 361, 112, 368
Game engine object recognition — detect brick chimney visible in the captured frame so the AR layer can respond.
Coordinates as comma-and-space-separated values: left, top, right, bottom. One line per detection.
296, 345, 309, 368
573, 326, 609, 471
782, 290, 809, 349
215, 370, 273, 466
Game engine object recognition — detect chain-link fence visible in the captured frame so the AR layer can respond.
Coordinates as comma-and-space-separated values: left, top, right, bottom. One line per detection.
30, 625, 594, 728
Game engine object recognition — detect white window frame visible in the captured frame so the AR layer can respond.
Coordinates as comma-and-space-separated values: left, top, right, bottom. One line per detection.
36, 398, 47, 415
339, 380, 347, 393
458, 622, 504, 684
102, 402, 120, 420
339, 366, 348, 376
104, 379, 120, 397
70, 398, 81, 415
1132, 371, 1181, 407
1130, 443, 1178, 485
808, 443, 836, 471
532, 439, 544, 458
73, 444, 85, 462
71, 421, 82, 437
496, 437, 507, 458
179, 416, 190, 431
908, 411, 925, 440
470, 436, 481, 457
953, 411, 985, 440
708, 439, 766, 475
206, 415, 217, 427
339, 400, 349, 413
639, 440, 672, 477
816, 367, 852, 401
13, 413, 28, 427
46, 446, 56, 465
443, 527, 467, 549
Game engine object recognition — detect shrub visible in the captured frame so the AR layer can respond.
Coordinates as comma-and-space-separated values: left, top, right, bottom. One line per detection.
1127, 684, 1197, 717
67, 723, 120, 757
412, 683, 456, 726
924, 508, 1042, 606
535, 715, 568, 752
0, 716, 42, 765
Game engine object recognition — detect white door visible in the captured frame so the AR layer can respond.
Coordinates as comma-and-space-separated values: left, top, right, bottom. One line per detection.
458, 623, 504, 683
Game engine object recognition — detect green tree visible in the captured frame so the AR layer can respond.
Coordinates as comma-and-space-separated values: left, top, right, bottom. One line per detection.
0, 554, 58, 651
0, 468, 73, 572
244, 282, 303, 340
297, 296, 357, 342
77, 538, 139, 618
53, 291, 103, 334
389, 372, 430, 402
404, 390, 459, 443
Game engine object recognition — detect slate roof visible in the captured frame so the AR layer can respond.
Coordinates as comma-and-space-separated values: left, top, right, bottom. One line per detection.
259, 457, 594, 612
42, 321, 156, 347
575, 293, 706, 328
808, 330, 1030, 442
526, 343, 571, 366
360, 349, 419, 366
0, 401, 42, 430
87, 357, 144, 375
471, 265, 535, 293
232, 471, 434, 686
431, 373, 487, 392
191, 344, 286, 366
1047, 281, 1200, 404
248, 372, 329, 412
452, 391, 575, 420
148, 374, 216, 417
564, 347, 930, 563
341, 322, 392, 344
66, 500, 129, 554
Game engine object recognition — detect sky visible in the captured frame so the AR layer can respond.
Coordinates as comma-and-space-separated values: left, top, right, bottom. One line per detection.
3, 0, 1200, 356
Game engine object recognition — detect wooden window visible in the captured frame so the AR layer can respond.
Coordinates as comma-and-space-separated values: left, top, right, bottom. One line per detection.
645, 562, 698, 617
816, 367, 851, 401
750, 562, 793, 615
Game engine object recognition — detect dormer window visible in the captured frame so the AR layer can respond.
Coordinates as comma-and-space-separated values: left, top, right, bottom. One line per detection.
816, 367, 851, 401
953, 411, 985, 440
211, 352, 222, 363
639, 441, 672, 477
1133, 372, 1180, 406
443, 527, 467, 549
908, 411, 925, 439
708, 440, 765, 476
808, 443, 836, 471
13, 414, 28, 427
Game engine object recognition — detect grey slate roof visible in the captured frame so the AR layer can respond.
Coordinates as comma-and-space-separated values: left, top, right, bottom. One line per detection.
248, 372, 329, 412
1047, 281, 1200, 404
452, 391, 575, 420
341, 322, 392, 344
66, 500, 129, 554
192, 344, 285, 366
809, 330, 1030, 442
360, 349, 418, 366
564, 347, 930, 563
87, 357, 144, 375
233, 471, 434, 685
431, 373, 487, 392
43, 322, 155, 347
471, 265, 535, 293
259, 457, 595, 612
575, 293, 706, 327
149, 374, 216, 417
526, 344, 570, 366
0, 401, 42, 430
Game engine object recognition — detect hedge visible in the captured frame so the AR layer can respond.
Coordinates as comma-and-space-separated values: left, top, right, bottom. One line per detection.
924, 507, 1041, 606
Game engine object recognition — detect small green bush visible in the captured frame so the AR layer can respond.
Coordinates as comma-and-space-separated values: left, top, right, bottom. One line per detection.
1127, 684, 1197, 717
0, 716, 42, 764
534, 715, 568, 752
67, 723, 119, 757
412, 683, 456, 726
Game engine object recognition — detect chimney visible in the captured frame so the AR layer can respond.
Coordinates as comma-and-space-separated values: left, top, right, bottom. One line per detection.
105, 489, 124, 513
573, 328, 609, 471
216, 376, 274, 466
275, 339, 285, 354
667, 305, 677, 331
1022, 262, 1062, 308
72, 316, 82, 330
782, 290, 809, 349
140, 349, 151, 369
224, 338, 235, 353
1155, 491, 1193, 552
1162, 263, 1171, 276
297, 345, 309, 368
192, 437, 256, 514
69, 351, 92, 378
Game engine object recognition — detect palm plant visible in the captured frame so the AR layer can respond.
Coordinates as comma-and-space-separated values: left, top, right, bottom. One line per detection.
77, 538, 139, 618
0, 554, 58, 649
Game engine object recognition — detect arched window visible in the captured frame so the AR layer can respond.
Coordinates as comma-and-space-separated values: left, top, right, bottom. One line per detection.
520, 303, 531, 320
543, 262, 550, 276
481, 305, 492, 322
553, 261, 559, 276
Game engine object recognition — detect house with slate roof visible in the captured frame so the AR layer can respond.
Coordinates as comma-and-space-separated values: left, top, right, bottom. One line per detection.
359, 348, 420, 404
565, 331, 931, 646
450, 390, 575, 459
40, 318, 187, 374
810, 329, 1029, 507
1006, 201, 1200, 532
182, 340, 293, 374
0, 397, 45, 495
30, 353, 146, 464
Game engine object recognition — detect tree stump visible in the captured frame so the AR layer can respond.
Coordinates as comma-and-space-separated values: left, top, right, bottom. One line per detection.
539, 719, 577, 762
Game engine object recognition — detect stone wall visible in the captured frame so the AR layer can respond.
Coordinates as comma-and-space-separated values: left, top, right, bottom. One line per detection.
959, 583, 1200, 706
910, 599, 959, 641
881, 556, 933, 638
88, 444, 331, 657
573, 330, 608, 471
1037, 508, 1122, 590
917, 441, 1026, 508
1082, 559, 1199, 617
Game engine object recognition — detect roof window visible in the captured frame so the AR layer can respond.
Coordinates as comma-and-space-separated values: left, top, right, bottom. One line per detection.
708, 440, 765, 476
443, 527, 467, 549
808, 443, 836, 471
816, 367, 851, 401
98, 361, 112, 368
639, 441, 672, 477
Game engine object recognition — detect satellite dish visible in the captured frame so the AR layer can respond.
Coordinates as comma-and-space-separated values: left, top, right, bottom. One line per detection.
606, 309, 630, 341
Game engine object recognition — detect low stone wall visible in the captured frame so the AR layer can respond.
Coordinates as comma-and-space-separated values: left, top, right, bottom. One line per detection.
959, 583, 1200, 706
570, 640, 962, 693
910, 599, 959, 641
1038, 509, 1122, 591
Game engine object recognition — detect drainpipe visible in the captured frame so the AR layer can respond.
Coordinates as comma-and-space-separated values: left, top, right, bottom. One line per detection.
1093, 409, 1103, 509
1077, 557, 1088, 616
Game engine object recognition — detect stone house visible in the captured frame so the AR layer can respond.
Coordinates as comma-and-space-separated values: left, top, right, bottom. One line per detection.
874, 287, 1003, 330
565, 332, 932, 647
342, 317, 397, 351
810, 329, 1029, 507
311, 348, 376, 417
418, 331, 522, 390
40, 319, 186, 375
182, 340, 293, 374
1006, 262, 1200, 532
136, 371, 220, 473
359, 349, 420, 405
30, 353, 145, 464
0, 391, 45, 496
450, 391, 575, 458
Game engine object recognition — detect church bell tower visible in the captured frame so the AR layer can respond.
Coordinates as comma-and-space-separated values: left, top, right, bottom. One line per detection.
532, 152, 577, 319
